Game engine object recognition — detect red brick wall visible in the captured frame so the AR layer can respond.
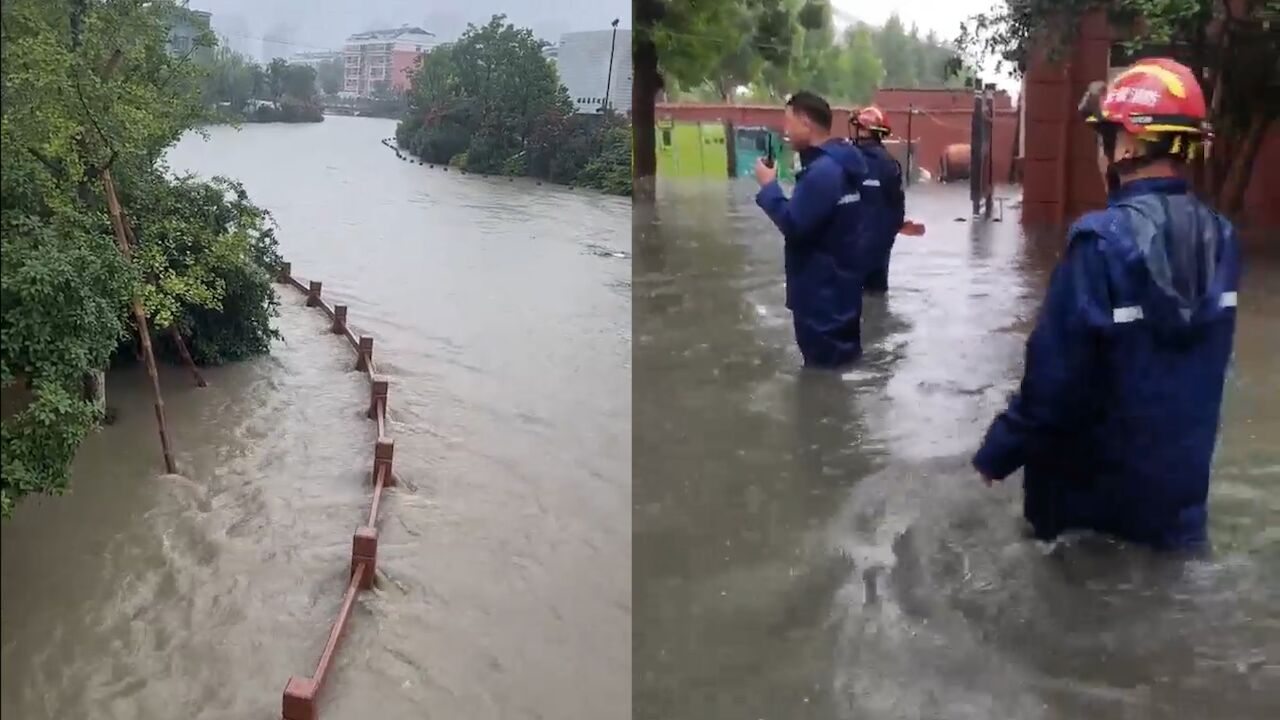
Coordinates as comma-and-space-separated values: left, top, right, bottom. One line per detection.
656, 102, 1017, 181
1021, 11, 1279, 230
1241, 128, 1280, 230
873, 87, 1014, 111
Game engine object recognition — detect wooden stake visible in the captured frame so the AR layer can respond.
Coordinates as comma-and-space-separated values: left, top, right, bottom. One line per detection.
102, 168, 177, 474
170, 326, 208, 387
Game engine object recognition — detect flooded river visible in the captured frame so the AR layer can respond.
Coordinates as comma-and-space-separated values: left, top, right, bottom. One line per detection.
634, 179, 1280, 720
0, 116, 631, 719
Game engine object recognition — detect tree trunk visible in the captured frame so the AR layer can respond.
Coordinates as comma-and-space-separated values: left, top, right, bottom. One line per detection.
83, 370, 106, 420
170, 326, 208, 388
725, 123, 738, 178
633, 34, 661, 199
101, 169, 178, 475
1217, 111, 1270, 220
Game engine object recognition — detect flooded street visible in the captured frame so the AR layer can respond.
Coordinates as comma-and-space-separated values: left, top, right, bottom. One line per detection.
634, 179, 1280, 720
1, 116, 631, 719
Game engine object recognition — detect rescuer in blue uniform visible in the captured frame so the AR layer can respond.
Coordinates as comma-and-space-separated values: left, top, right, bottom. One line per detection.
851, 106, 906, 293
755, 91, 872, 368
973, 59, 1240, 551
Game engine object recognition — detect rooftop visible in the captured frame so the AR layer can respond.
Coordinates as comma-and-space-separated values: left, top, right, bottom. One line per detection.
347, 25, 434, 41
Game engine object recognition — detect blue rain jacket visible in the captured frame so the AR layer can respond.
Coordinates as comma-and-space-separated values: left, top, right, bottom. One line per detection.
757, 139, 871, 367
857, 142, 906, 292
973, 177, 1240, 550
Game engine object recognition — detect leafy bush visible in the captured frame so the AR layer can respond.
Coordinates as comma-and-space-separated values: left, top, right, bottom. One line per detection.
1, 211, 134, 515
395, 14, 633, 196
131, 175, 282, 365
576, 123, 633, 196
1, 381, 103, 516
464, 125, 521, 174
501, 152, 528, 177
249, 102, 323, 123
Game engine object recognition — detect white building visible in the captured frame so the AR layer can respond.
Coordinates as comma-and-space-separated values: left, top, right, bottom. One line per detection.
550, 29, 632, 115
291, 50, 341, 69
343, 25, 439, 97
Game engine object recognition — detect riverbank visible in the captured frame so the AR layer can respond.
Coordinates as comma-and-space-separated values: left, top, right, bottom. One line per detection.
379, 134, 631, 196
207, 104, 324, 125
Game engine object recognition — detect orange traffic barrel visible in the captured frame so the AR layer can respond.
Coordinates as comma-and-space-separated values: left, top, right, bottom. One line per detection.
939, 144, 971, 183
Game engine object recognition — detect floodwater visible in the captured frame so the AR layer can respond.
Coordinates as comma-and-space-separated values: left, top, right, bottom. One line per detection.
0, 116, 631, 719
634, 179, 1280, 720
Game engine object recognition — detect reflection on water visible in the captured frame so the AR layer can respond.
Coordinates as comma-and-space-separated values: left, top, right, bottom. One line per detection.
1, 117, 631, 719
634, 178, 1280, 720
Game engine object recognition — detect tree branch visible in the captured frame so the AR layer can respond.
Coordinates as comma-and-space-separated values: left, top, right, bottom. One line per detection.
26, 147, 64, 177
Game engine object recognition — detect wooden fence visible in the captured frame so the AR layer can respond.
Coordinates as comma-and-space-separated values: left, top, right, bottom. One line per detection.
275, 262, 397, 720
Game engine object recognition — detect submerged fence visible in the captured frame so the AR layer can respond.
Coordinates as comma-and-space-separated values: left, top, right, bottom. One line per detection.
275, 262, 396, 720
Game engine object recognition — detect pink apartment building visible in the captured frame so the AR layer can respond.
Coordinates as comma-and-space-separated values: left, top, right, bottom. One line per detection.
342, 25, 438, 97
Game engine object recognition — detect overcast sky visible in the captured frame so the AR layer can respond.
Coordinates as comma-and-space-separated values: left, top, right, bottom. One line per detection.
189, 0, 629, 57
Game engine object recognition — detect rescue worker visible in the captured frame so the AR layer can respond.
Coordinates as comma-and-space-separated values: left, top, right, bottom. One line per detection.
755, 91, 872, 368
851, 106, 906, 293
972, 58, 1240, 551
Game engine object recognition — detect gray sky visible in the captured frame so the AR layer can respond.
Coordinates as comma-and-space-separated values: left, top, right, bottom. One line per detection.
189, 0, 630, 58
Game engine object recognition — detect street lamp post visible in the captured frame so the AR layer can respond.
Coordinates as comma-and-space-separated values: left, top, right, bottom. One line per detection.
602, 18, 620, 115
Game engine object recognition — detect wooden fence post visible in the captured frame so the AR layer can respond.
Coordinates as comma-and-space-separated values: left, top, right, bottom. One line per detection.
306, 281, 322, 308
356, 336, 373, 372
352, 526, 378, 590
368, 376, 389, 420
282, 677, 316, 720
332, 305, 348, 334
373, 438, 395, 487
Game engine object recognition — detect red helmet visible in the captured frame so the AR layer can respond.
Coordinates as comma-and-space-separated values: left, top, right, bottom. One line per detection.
1080, 58, 1206, 136
852, 106, 891, 135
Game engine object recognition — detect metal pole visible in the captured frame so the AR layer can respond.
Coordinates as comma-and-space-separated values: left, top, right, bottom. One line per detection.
983, 84, 995, 217
603, 18, 619, 115
905, 104, 914, 187
971, 79, 983, 217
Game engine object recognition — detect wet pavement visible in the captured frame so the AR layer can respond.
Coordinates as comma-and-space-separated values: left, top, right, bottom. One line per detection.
0, 117, 631, 719
634, 178, 1280, 720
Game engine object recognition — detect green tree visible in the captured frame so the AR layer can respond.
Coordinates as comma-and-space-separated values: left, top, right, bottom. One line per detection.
317, 56, 343, 95
201, 45, 256, 112
957, 0, 1279, 217
876, 13, 919, 88
282, 63, 317, 103
451, 15, 569, 165
786, 0, 843, 97
1, 0, 282, 514
266, 57, 288, 101
398, 45, 473, 164
834, 24, 884, 104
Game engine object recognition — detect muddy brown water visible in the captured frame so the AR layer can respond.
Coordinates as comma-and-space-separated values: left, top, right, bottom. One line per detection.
634, 179, 1280, 720
0, 116, 631, 719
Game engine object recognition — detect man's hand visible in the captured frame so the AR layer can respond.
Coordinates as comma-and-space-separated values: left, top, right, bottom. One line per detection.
973, 459, 998, 486
755, 157, 777, 186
